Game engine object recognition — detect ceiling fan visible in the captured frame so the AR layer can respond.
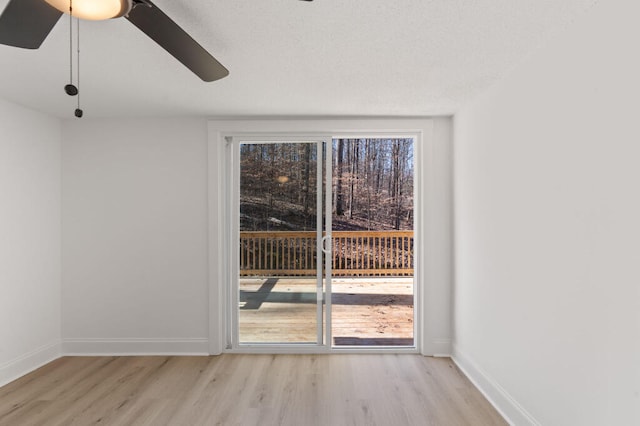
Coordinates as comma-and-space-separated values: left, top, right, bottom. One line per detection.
0, 0, 229, 82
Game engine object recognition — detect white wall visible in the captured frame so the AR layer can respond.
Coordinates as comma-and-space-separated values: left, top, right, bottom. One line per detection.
0, 99, 61, 386
62, 118, 210, 354
453, 0, 640, 424
423, 117, 453, 356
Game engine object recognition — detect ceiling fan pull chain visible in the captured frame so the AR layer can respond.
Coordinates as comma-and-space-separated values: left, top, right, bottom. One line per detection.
68, 1, 72, 83
75, 17, 82, 118
64, 0, 78, 97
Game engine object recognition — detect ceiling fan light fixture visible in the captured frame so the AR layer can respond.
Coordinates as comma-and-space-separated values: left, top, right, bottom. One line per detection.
43, 0, 132, 20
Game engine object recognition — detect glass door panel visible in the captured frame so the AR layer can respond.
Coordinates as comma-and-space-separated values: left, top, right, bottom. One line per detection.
329, 138, 415, 347
237, 141, 325, 344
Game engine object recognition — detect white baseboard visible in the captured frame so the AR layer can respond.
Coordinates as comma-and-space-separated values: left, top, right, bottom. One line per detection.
0, 341, 61, 388
62, 338, 210, 356
451, 344, 540, 426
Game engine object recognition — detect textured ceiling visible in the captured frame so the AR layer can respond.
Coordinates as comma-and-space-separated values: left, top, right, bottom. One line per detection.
0, 0, 597, 118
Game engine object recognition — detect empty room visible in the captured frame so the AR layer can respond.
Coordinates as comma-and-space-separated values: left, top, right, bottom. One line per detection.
0, 0, 638, 425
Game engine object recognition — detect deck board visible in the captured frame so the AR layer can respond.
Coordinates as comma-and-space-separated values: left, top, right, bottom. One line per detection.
239, 277, 414, 345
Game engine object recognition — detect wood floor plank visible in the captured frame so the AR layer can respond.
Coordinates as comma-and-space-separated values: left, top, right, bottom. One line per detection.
0, 354, 506, 426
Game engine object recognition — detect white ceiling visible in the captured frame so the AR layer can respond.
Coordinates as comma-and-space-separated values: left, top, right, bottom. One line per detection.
0, 0, 597, 119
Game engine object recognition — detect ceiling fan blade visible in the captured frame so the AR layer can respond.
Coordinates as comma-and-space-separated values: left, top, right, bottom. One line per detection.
126, 1, 229, 82
0, 0, 62, 49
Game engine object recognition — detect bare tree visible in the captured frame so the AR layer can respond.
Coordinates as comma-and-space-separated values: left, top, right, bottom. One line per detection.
335, 138, 345, 216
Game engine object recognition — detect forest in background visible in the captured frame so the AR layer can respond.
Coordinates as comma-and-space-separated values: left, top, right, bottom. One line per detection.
240, 138, 414, 231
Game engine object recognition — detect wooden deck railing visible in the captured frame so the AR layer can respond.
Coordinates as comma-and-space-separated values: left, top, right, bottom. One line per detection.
240, 230, 413, 277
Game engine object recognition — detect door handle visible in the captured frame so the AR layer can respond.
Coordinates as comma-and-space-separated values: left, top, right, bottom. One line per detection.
321, 235, 332, 254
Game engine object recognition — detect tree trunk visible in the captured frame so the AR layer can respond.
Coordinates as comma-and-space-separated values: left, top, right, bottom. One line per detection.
301, 143, 311, 215
335, 139, 345, 216
391, 139, 401, 230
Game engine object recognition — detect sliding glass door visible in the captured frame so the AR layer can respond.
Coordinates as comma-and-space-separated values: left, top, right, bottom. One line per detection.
233, 139, 331, 346
229, 136, 416, 351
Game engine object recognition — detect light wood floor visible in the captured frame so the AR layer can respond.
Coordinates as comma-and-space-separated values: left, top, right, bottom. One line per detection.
0, 355, 506, 426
